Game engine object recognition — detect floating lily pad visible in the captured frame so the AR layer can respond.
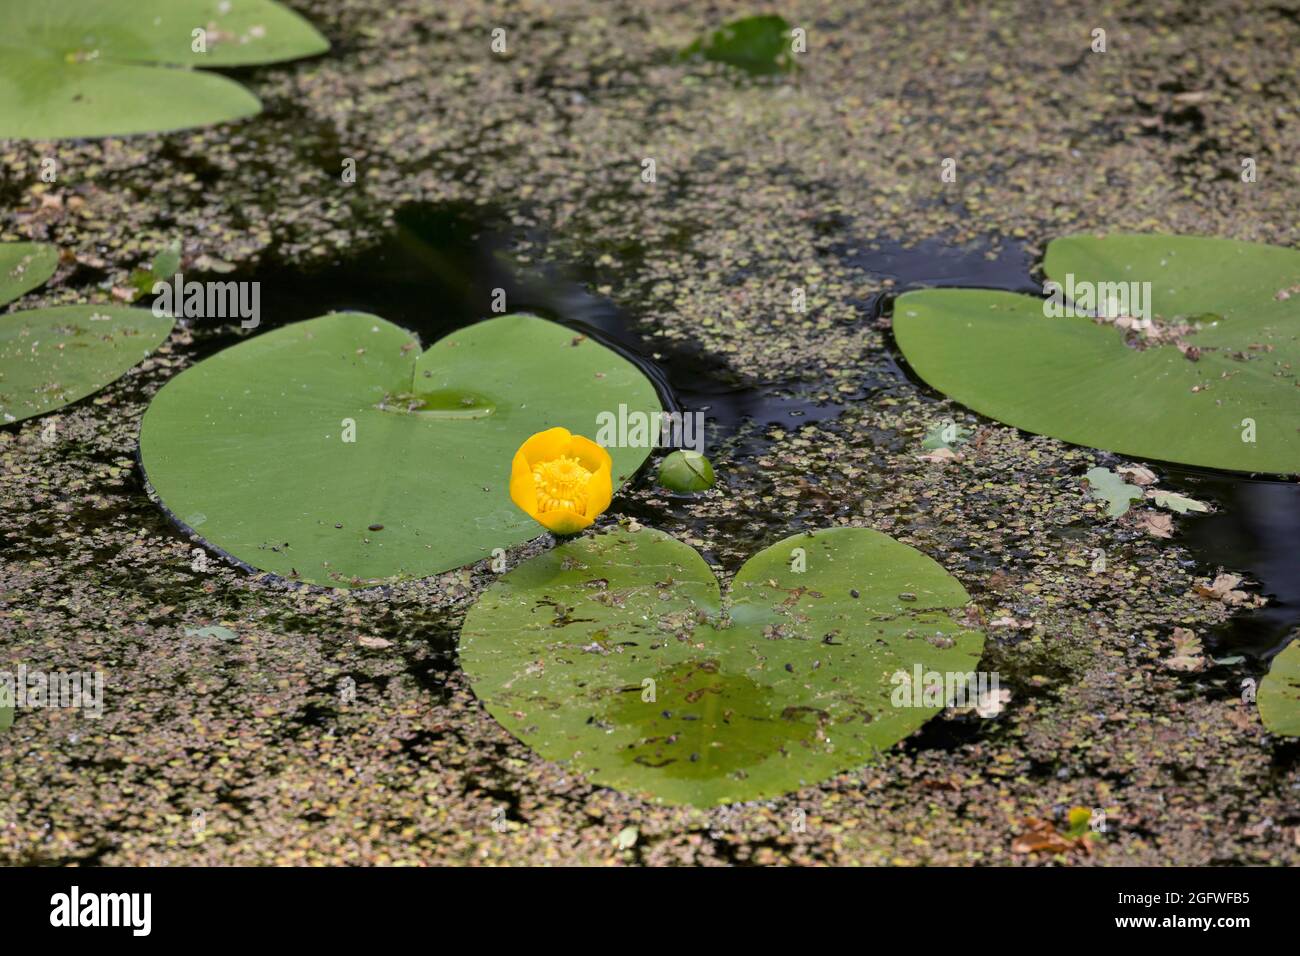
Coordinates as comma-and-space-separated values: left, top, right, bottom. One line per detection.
1, 242, 175, 424
0, 0, 328, 139
0, 243, 59, 305
1259, 641, 1300, 737
460, 526, 985, 806
894, 235, 1300, 473
139, 313, 661, 587
683, 15, 797, 75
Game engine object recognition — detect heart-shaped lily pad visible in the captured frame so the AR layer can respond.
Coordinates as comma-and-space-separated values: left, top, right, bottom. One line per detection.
0, 0, 327, 140
460, 526, 986, 806
138, 313, 661, 587
894, 235, 1300, 473
1, 242, 175, 424
1259, 641, 1300, 737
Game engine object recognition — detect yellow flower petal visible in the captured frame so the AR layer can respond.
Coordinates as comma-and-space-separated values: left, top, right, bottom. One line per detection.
517, 426, 572, 466
533, 507, 593, 535
508, 427, 615, 535
568, 434, 613, 473
508, 448, 537, 515
585, 458, 613, 518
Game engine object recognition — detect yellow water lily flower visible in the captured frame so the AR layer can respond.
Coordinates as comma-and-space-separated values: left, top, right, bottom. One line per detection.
509, 427, 614, 535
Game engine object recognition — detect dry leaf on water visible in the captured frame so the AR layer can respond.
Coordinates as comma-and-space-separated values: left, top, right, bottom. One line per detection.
1117, 465, 1157, 486
1012, 818, 1092, 856
1164, 627, 1205, 672
1137, 512, 1174, 538
1195, 572, 1266, 608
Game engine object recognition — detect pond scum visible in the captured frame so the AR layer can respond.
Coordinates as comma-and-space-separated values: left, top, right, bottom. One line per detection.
0, 1, 1297, 868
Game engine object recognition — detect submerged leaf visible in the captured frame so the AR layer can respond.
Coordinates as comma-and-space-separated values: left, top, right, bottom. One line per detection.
683, 15, 796, 75
1085, 467, 1142, 517
921, 421, 971, 451
1147, 489, 1210, 514
460, 526, 985, 806
894, 235, 1300, 473
139, 313, 661, 587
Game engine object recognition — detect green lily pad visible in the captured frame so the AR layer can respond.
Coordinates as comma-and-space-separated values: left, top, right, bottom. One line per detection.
894, 235, 1300, 474
1, 241, 175, 424
138, 313, 662, 587
0, 243, 59, 306
1259, 641, 1300, 737
0, 0, 328, 140
683, 15, 797, 75
460, 526, 986, 806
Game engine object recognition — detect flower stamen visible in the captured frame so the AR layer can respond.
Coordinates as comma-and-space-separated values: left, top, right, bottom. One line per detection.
532, 455, 593, 514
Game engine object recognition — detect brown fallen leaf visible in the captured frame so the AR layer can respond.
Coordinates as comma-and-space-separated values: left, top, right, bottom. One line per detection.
1195, 572, 1266, 607
1223, 703, 1254, 731
1164, 626, 1205, 672
1137, 512, 1173, 537
1012, 818, 1091, 856
989, 616, 1033, 629
918, 447, 962, 464
358, 636, 392, 649
986, 569, 1015, 590
1117, 465, 1157, 486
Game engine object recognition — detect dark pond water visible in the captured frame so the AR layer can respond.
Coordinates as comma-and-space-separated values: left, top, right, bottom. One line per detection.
171, 204, 1298, 664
